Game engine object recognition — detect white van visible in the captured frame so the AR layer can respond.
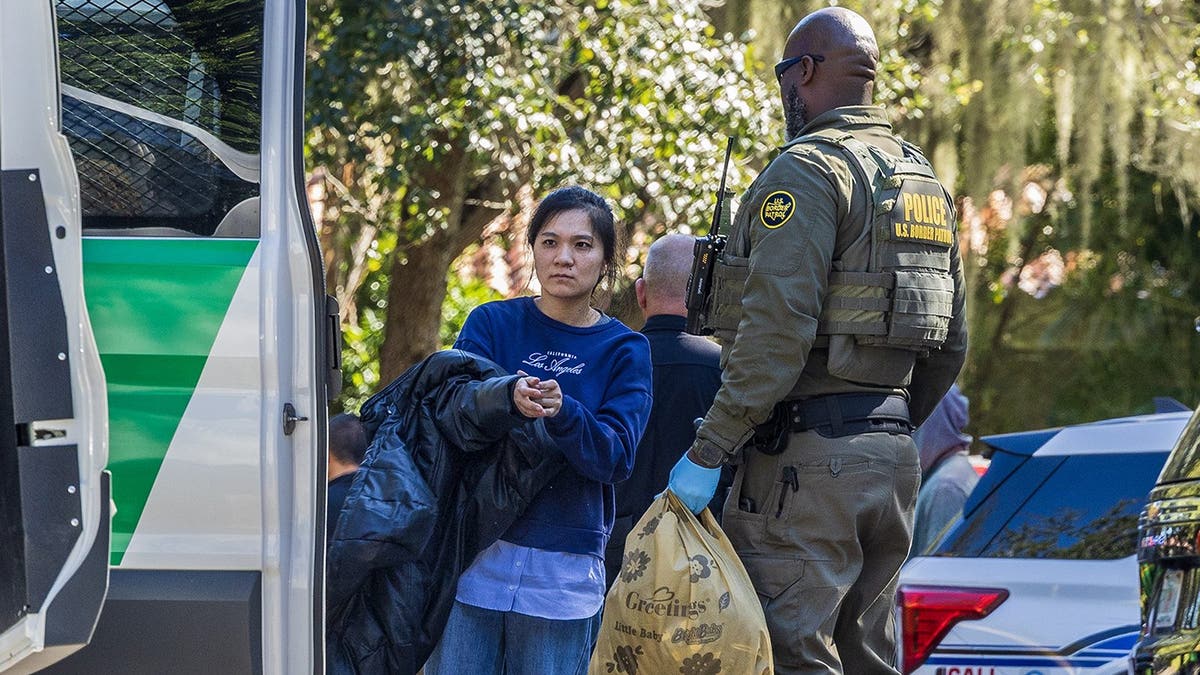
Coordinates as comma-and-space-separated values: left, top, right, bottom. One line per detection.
0, 0, 335, 672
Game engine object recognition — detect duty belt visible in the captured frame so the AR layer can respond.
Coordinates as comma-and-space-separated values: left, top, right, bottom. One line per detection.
782, 393, 912, 438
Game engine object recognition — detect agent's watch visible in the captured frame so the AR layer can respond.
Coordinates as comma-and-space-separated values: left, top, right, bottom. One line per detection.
688, 439, 727, 469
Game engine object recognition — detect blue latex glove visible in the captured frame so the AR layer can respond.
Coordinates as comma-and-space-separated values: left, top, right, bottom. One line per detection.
666, 452, 722, 514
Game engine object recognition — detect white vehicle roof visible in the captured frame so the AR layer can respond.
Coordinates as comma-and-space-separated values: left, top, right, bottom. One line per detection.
1033, 411, 1191, 457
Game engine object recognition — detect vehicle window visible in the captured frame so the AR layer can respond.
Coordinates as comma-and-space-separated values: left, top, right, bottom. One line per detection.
1158, 411, 1200, 484
935, 454, 1062, 558
938, 453, 1167, 560
56, 0, 263, 237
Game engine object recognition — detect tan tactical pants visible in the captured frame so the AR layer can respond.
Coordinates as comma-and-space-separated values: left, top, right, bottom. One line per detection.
722, 429, 920, 675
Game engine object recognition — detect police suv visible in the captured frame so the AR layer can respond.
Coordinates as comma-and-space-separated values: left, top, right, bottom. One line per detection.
897, 410, 1190, 675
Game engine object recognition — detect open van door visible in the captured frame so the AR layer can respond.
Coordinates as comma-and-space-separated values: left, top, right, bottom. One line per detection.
4, 0, 332, 670
0, 1, 112, 672
0, 0, 333, 672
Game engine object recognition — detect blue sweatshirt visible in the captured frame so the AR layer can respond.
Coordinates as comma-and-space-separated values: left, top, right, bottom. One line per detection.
454, 297, 652, 557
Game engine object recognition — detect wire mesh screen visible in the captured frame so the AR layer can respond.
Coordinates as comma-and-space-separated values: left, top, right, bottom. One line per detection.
55, 0, 262, 235
63, 96, 257, 231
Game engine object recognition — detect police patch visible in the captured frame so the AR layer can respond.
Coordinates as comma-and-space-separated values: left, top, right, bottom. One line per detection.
759, 191, 796, 229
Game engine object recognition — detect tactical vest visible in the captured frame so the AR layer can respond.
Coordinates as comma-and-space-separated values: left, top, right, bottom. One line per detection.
706, 129, 957, 387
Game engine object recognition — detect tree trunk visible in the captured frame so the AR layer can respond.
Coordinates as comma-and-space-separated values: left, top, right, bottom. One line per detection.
376, 190, 508, 383
374, 129, 523, 383
377, 232, 457, 383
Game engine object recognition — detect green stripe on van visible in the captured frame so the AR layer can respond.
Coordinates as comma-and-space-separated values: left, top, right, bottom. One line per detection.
83, 238, 257, 566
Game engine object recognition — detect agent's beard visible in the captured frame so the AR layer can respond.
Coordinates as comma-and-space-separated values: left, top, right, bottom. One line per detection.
784, 84, 808, 141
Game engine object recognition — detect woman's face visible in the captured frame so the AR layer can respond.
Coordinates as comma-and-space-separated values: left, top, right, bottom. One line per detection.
532, 209, 606, 303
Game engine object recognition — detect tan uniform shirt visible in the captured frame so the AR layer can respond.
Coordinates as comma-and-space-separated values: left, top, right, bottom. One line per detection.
691, 106, 968, 467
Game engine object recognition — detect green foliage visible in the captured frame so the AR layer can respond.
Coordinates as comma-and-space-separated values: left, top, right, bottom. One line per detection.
440, 273, 504, 351
850, 0, 1200, 433
338, 304, 387, 415
538, 2, 775, 224
307, 0, 774, 236
964, 165, 1200, 434
315, 0, 1200, 437
329, 208, 395, 413
309, 0, 776, 386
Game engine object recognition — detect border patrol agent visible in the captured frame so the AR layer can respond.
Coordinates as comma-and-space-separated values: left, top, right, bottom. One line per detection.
667, 8, 967, 674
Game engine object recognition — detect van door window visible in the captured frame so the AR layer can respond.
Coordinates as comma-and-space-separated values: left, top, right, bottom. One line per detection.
56, 0, 263, 237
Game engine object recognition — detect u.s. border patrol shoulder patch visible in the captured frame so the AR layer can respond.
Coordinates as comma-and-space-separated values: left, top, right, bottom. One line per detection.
759, 190, 796, 229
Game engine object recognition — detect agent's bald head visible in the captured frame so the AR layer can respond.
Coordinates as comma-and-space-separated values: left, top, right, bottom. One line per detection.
785, 8, 879, 80
636, 234, 696, 319
779, 7, 879, 138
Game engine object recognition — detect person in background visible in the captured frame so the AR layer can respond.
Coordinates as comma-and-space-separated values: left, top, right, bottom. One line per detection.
326, 412, 368, 544
605, 233, 727, 588
910, 384, 977, 555
424, 185, 652, 675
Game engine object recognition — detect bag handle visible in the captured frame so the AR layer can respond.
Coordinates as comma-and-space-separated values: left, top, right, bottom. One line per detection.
662, 489, 723, 540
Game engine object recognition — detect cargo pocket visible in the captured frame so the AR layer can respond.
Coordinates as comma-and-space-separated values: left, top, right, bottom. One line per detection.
738, 553, 843, 668
738, 553, 806, 601
720, 467, 766, 550
887, 269, 954, 348
738, 553, 811, 664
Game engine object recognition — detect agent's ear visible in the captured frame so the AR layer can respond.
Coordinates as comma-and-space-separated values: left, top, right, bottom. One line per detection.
635, 277, 648, 311
798, 54, 818, 85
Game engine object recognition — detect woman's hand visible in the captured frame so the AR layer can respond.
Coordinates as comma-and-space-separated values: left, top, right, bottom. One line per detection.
535, 378, 562, 418
513, 373, 546, 418
513, 371, 563, 418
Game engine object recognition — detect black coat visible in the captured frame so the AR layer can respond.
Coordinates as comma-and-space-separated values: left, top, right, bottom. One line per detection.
326, 350, 566, 674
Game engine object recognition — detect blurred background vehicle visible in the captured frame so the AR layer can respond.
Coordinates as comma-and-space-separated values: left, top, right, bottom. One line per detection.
1133, 406, 1200, 674
897, 409, 1190, 674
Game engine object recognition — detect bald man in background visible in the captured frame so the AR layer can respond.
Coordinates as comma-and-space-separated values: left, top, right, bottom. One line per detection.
603, 234, 727, 588
667, 7, 966, 673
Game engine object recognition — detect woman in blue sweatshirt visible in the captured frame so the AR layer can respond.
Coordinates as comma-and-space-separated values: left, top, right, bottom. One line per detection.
424, 186, 653, 675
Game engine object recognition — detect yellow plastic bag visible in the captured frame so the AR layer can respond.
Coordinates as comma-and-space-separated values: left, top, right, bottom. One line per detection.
589, 492, 773, 675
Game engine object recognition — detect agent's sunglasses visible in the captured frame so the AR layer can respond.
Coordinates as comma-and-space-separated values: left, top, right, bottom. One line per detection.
774, 53, 824, 83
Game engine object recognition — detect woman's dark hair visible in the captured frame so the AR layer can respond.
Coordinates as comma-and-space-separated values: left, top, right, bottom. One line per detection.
526, 185, 620, 291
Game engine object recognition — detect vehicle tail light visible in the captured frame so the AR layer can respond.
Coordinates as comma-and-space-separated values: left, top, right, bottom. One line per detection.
897, 584, 1008, 674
